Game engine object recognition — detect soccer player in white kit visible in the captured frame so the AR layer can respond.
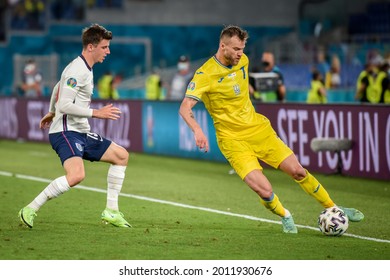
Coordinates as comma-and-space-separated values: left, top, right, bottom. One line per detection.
19, 24, 131, 228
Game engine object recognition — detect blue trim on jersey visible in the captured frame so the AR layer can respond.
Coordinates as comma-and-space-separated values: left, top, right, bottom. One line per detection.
62, 114, 67, 131
79, 55, 92, 71
213, 56, 232, 69
186, 94, 201, 101
240, 66, 246, 79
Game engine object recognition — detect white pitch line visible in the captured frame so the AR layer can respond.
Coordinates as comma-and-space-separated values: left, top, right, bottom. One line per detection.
2, 171, 389, 244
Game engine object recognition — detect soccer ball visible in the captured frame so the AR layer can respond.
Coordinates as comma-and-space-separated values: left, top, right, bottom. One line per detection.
318, 207, 349, 236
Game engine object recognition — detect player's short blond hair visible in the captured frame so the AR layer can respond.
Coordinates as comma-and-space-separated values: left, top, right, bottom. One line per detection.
220, 25, 249, 42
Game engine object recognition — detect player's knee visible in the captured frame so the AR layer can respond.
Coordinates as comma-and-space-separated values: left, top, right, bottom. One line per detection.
67, 171, 85, 187
117, 149, 129, 165
290, 165, 306, 181
259, 190, 274, 200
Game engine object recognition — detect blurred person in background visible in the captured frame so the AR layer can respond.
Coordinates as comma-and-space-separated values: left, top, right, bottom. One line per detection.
51, 0, 85, 21
20, 58, 43, 98
378, 62, 390, 104
325, 54, 341, 89
145, 67, 163, 100
367, 49, 383, 67
167, 55, 193, 101
249, 51, 285, 102
179, 25, 364, 234
25, 0, 45, 30
384, 52, 390, 73
10, 0, 45, 30
10, 0, 29, 30
18, 24, 132, 229
355, 58, 389, 104
355, 62, 373, 103
307, 70, 327, 104
314, 48, 330, 81
97, 70, 120, 100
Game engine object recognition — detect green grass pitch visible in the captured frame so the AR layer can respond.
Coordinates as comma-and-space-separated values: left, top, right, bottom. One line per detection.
0, 139, 389, 260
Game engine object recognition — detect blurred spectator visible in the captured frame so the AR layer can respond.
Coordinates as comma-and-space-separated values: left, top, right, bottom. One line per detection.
325, 54, 341, 89
306, 70, 327, 104
145, 68, 163, 100
385, 52, 390, 75
51, 0, 85, 21
355, 61, 375, 103
355, 58, 388, 104
356, 62, 371, 97
249, 51, 285, 102
10, 0, 45, 30
366, 49, 383, 67
314, 48, 330, 80
167, 55, 193, 101
25, 0, 45, 29
10, 1, 28, 29
378, 62, 390, 104
19, 58, 43, 98
97, 71, 121, 100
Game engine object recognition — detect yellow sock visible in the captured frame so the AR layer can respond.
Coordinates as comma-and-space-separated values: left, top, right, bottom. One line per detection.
296, 170, 335, 208
260, 193, 286, 217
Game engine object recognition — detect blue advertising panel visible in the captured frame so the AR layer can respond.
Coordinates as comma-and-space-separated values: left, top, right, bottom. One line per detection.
142, 101, 226, 162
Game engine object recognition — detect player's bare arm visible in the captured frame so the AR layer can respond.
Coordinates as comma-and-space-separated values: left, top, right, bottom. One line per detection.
179, 97, 209, 152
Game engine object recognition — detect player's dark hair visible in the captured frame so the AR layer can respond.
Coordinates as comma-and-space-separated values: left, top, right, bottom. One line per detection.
312, 69, 321, 80
220, 25, 249, 42
82, 24, 113, 48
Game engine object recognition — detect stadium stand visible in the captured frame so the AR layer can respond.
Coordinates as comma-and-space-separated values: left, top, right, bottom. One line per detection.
349, 1, 390, 36
0, 0, 389, 103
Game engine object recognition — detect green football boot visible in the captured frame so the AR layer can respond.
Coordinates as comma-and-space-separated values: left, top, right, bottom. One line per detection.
281, 215, 298, 234
101, 208, 132, 228
338, 206, 364, 222
19, 207, 37, 228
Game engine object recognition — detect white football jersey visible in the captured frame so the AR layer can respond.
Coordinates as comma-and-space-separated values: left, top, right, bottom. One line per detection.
49, 55, 94, 134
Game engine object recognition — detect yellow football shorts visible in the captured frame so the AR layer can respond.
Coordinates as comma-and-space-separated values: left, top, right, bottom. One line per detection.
218, 121, 293, 180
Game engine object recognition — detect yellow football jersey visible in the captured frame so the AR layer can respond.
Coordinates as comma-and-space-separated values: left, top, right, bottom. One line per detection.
186, 53, 267, 140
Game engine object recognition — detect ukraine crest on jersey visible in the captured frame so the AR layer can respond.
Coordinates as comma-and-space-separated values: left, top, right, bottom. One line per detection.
186, 53, 264, 139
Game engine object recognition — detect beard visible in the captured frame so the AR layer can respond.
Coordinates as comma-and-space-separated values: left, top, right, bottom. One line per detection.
224, 54, 240, 66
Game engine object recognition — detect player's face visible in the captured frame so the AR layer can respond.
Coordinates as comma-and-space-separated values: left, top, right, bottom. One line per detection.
92, 39, 111, 64
221, 36, 246, 66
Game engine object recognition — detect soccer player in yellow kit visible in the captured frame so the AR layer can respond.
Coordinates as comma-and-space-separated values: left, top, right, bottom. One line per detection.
179, 25, 364, 233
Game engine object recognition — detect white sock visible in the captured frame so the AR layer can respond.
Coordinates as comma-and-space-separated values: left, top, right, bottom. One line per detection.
284, 209, 292, 218
28, 176, 70, 211
106, 165, 126, 211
